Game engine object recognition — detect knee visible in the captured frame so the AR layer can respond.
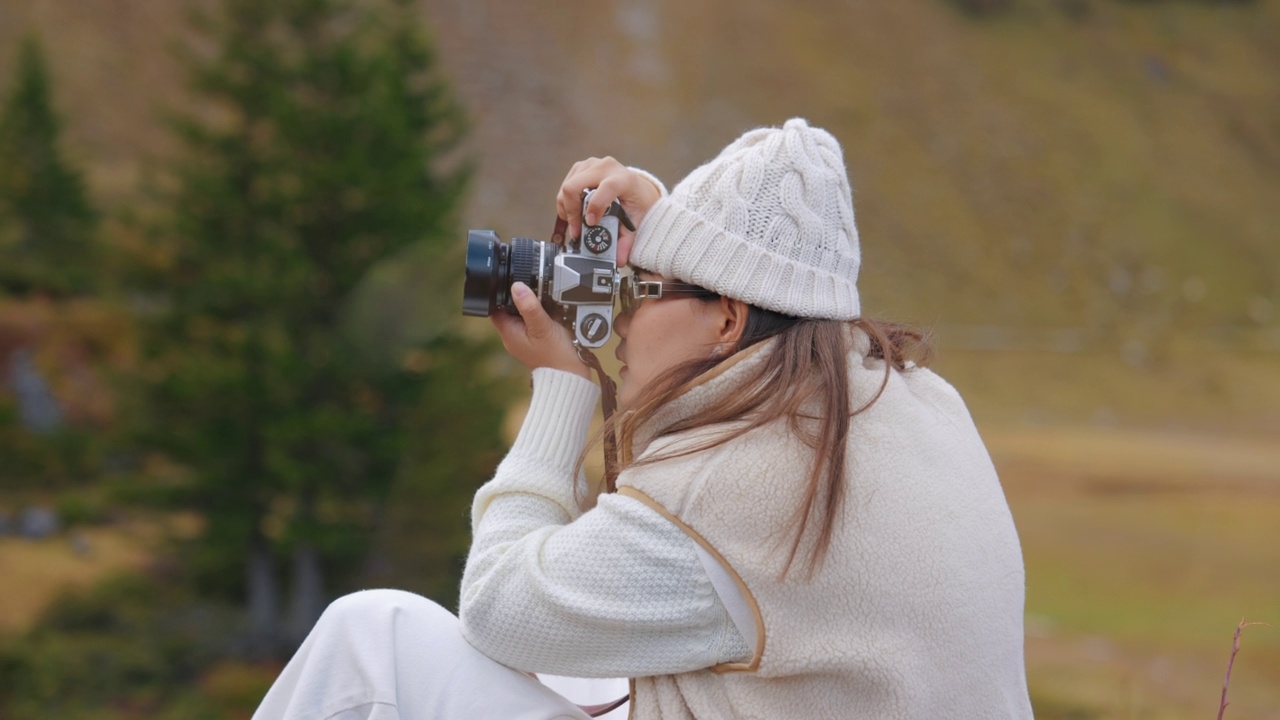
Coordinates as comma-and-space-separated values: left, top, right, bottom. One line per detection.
313, 590, 470, 663
320, 589, 452, 627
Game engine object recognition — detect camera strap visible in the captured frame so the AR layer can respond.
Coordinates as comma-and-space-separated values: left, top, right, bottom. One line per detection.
575, 342, 620, 492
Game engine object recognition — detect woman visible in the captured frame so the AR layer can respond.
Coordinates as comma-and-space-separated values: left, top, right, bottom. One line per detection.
253, 119, 1033, 719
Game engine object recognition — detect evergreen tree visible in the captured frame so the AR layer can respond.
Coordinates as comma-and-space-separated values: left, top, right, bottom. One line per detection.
136, 0, 497, 656
0, 35, 98, 297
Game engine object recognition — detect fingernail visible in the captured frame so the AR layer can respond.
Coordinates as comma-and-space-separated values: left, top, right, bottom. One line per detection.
512, 282, 531, 299
584, 212, 597, 226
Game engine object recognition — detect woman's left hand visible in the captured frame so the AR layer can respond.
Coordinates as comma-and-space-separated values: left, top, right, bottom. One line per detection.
490, 282, 591, 379
555, 157, 663, 268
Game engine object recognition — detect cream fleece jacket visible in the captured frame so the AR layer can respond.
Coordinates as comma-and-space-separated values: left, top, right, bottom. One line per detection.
460, 338, 1032, 718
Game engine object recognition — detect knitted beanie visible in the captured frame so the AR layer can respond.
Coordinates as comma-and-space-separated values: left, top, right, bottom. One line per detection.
630, 118, 861, 320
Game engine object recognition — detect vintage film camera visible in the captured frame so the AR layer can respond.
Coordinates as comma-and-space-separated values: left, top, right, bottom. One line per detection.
462, 190, 633, 349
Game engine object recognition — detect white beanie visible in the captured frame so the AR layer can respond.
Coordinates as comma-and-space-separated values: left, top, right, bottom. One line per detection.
630, 118, 861, 320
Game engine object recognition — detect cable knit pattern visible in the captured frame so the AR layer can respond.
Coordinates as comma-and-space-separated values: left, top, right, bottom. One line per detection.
460, 368, 750, 679
630, 118, 861, 320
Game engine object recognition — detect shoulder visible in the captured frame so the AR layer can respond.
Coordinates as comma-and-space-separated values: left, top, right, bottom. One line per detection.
848, 354, 974, 427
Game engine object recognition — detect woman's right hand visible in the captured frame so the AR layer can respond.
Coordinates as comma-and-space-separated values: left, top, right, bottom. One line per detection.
490, 282, 590, 380
555, 157, 663, 269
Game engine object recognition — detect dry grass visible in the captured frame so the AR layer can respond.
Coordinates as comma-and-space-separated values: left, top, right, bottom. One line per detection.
0, 523, 152, 633
988, 425, 1280, 490
0, 512, 203, 634
988, 424, 1280, 720
935, 345, 1280, 436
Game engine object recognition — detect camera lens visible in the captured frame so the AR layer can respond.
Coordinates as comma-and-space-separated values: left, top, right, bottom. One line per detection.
462, 230, 506, 317
462, 230, 558, 317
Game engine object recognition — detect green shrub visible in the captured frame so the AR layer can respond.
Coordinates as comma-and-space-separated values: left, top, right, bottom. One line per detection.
54, 492, 109, 527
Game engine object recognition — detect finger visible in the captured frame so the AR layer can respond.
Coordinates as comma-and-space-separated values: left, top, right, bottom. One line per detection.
490, 309, 520, 333
589, 171, 638, 228
510, 282, 552, 338
561, 159, 587, 185
584, 185, 617, 229
489, 310, 525, 351
556, 161, 587, 232
558, 184, 585, 242
594, 173, 642, 267
558, 159, 598, 233
617, 235, 632, 269
559, 157, 620, 239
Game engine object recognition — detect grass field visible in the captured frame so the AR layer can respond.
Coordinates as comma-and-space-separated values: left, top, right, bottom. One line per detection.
0, 518, 157, 633
992, 425, 1280, 720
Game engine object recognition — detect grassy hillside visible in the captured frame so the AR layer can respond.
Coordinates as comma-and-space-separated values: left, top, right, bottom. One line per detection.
1, 0, 1276, 430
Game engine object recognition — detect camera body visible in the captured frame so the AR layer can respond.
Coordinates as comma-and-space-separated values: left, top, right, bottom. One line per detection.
462, 190, 626, 349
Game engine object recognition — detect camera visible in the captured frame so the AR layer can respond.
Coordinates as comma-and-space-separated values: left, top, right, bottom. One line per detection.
462, 190, 633, 349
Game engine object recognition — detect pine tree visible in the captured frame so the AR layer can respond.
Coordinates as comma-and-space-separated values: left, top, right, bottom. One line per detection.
136, 0, 497, 656
0, 35, 97, 297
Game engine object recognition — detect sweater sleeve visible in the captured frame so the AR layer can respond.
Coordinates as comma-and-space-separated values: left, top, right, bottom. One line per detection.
459, 368, 749, 678
628, 166, 668, 198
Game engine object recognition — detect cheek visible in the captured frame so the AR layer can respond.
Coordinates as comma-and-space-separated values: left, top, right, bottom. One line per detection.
625, 317, 662, 373
630, 306, 715, 375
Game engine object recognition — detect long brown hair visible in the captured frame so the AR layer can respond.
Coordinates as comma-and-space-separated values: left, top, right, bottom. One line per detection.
581, 302, 933, 579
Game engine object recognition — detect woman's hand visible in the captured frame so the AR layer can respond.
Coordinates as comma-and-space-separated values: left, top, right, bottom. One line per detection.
490, 282, 591, 380
556, 157, 663, 268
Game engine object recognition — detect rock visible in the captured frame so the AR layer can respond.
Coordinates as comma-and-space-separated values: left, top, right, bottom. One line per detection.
20, 505, 60, 540
71, 530, 92, 557
7, 347, 63, 433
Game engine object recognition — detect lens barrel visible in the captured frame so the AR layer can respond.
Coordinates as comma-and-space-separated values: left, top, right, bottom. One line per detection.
509, 237, 541, 304
462, 230, 558, 317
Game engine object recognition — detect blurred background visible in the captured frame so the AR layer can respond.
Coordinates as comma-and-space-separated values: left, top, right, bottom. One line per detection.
0, 0, 1276, 717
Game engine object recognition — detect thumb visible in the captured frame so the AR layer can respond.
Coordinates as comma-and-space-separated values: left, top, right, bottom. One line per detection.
511, 282, 552, 336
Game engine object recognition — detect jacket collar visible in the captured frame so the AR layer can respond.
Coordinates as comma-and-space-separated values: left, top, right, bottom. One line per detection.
622, 324, 873, 461
626, 338, 773, 459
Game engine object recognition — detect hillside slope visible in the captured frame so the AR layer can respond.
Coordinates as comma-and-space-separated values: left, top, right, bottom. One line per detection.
1, 0, 1277, 428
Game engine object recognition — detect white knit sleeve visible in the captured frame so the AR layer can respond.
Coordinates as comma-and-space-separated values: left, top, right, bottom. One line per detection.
459, 369, 749, 678
628, 166, 668, 198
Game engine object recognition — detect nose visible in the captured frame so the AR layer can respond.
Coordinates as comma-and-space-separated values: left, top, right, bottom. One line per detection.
615, 308, 632, 339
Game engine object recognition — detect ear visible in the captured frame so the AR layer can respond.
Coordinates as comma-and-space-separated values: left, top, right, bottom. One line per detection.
714, 296, 750, 348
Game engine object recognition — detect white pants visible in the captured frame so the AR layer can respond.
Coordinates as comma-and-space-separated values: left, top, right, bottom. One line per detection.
252, 589, 629, 720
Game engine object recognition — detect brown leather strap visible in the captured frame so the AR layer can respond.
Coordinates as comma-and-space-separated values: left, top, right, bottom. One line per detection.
575, 344, 619, 492
536, 672, 628, 716
577, 695, 630, 717
551, 216, 569, 246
